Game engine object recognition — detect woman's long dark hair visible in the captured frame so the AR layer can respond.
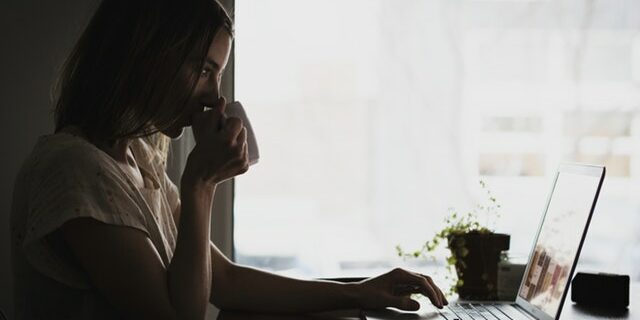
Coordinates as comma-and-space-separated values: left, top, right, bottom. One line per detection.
53, 0, 233, 147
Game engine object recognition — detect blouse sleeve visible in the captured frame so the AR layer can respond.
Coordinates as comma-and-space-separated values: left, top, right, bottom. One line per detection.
21, 144, 150, 288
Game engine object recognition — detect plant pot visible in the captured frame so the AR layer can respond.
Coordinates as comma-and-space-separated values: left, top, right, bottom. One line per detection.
448, 232, 510, 300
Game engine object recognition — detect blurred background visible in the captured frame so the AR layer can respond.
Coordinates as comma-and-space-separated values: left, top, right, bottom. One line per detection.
232, 0, 640, 284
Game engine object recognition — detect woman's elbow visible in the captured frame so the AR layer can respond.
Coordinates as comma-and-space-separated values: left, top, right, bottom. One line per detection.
209, 264, 238, 310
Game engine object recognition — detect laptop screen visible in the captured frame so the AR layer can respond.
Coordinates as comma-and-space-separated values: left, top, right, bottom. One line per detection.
518, 169, 602, 317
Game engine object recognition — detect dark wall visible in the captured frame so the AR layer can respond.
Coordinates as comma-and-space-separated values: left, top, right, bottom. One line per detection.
0, 0, 101, 317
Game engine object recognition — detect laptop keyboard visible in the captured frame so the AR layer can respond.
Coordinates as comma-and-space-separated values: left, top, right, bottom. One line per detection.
438, 303, 533, 320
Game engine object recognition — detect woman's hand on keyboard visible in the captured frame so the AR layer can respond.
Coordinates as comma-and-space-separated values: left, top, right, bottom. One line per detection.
355, 268, 448, 311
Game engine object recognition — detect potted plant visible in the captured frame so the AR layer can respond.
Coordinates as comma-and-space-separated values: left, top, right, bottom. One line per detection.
396, 180, 509, 300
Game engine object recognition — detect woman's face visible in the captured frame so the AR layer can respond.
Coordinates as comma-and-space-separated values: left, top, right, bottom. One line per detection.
161, 29, 233, 139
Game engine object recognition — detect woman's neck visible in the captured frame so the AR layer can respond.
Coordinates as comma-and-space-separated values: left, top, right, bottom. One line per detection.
100, 139, 132, 164
58, 126, 131, 164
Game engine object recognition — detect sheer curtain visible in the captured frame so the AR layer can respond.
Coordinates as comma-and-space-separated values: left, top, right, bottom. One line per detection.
233, 0, 640, 280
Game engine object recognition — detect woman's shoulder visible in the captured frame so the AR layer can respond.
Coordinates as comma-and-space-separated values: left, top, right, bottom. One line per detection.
37, 132, 108, 162
23, 133, 116, 181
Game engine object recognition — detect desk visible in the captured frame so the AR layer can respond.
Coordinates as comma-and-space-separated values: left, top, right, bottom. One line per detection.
364, 294, 637, 320
216, 284, 638, 320
216, 309, 365, 320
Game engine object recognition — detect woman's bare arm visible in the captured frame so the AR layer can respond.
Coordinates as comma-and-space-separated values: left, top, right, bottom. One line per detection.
167, 183, 215, 318
61, 183, 215, 319
206, 237, 446, 314
208, 242, 359, 313
62, 219, 179, 319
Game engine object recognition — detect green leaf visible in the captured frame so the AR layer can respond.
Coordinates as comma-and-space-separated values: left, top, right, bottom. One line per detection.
394, 178, 503, 296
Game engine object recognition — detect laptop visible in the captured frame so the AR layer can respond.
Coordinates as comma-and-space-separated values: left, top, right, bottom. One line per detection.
368, 163, 606, 320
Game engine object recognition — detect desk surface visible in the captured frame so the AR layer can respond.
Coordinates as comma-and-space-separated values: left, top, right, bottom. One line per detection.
557, 298, 635, 320
216, 284, 637, 320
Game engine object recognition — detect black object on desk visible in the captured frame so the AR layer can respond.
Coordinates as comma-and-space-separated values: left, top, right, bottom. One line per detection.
571, 272, 630, 309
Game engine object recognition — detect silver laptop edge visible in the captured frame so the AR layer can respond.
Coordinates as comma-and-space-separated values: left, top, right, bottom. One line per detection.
513, 163, 605, 320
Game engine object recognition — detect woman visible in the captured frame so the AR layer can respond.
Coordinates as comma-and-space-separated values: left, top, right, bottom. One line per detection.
10, 0, 447, 319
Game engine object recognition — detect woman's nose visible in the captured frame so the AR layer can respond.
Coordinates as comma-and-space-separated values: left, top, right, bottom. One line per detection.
203, 80, 221, 102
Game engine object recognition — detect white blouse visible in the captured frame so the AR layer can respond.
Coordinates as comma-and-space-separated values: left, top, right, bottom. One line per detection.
11, 133, 180, 319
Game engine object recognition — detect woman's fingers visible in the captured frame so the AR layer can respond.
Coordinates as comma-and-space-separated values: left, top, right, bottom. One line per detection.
223, 116, 243, 141
192, 97, 227, 144
389, 295, 420, 311
422, 273, 448, 306
240, 132, 249, 166
228, 126, 247, 164
358, 269, 450, 312
187, 95, 252, 183
416, 278, 443, 309
215, 129, 249, 178
392, 269, 444, 308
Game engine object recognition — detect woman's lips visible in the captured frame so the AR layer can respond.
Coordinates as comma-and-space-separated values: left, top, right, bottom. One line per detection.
180, 105, 208, 127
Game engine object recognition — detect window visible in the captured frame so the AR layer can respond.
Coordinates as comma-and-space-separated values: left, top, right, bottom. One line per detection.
233, 0, 640, 281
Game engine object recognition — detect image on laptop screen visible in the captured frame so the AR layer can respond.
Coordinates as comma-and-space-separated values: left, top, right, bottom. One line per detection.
518, 171, 601, 316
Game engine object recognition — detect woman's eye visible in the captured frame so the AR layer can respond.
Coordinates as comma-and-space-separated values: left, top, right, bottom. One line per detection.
200, 68, 211, 77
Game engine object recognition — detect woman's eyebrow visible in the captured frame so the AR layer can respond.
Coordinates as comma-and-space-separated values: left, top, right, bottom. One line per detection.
204, 58, 221, 70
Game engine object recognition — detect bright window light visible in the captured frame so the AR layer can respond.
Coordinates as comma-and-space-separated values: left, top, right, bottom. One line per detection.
233, 0, 640, 281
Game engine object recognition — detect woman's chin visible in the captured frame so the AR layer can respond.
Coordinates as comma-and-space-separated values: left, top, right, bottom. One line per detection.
162, 127, 185, 140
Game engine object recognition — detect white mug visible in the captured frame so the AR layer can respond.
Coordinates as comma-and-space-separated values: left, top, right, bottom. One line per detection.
225, 101, 259, 165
